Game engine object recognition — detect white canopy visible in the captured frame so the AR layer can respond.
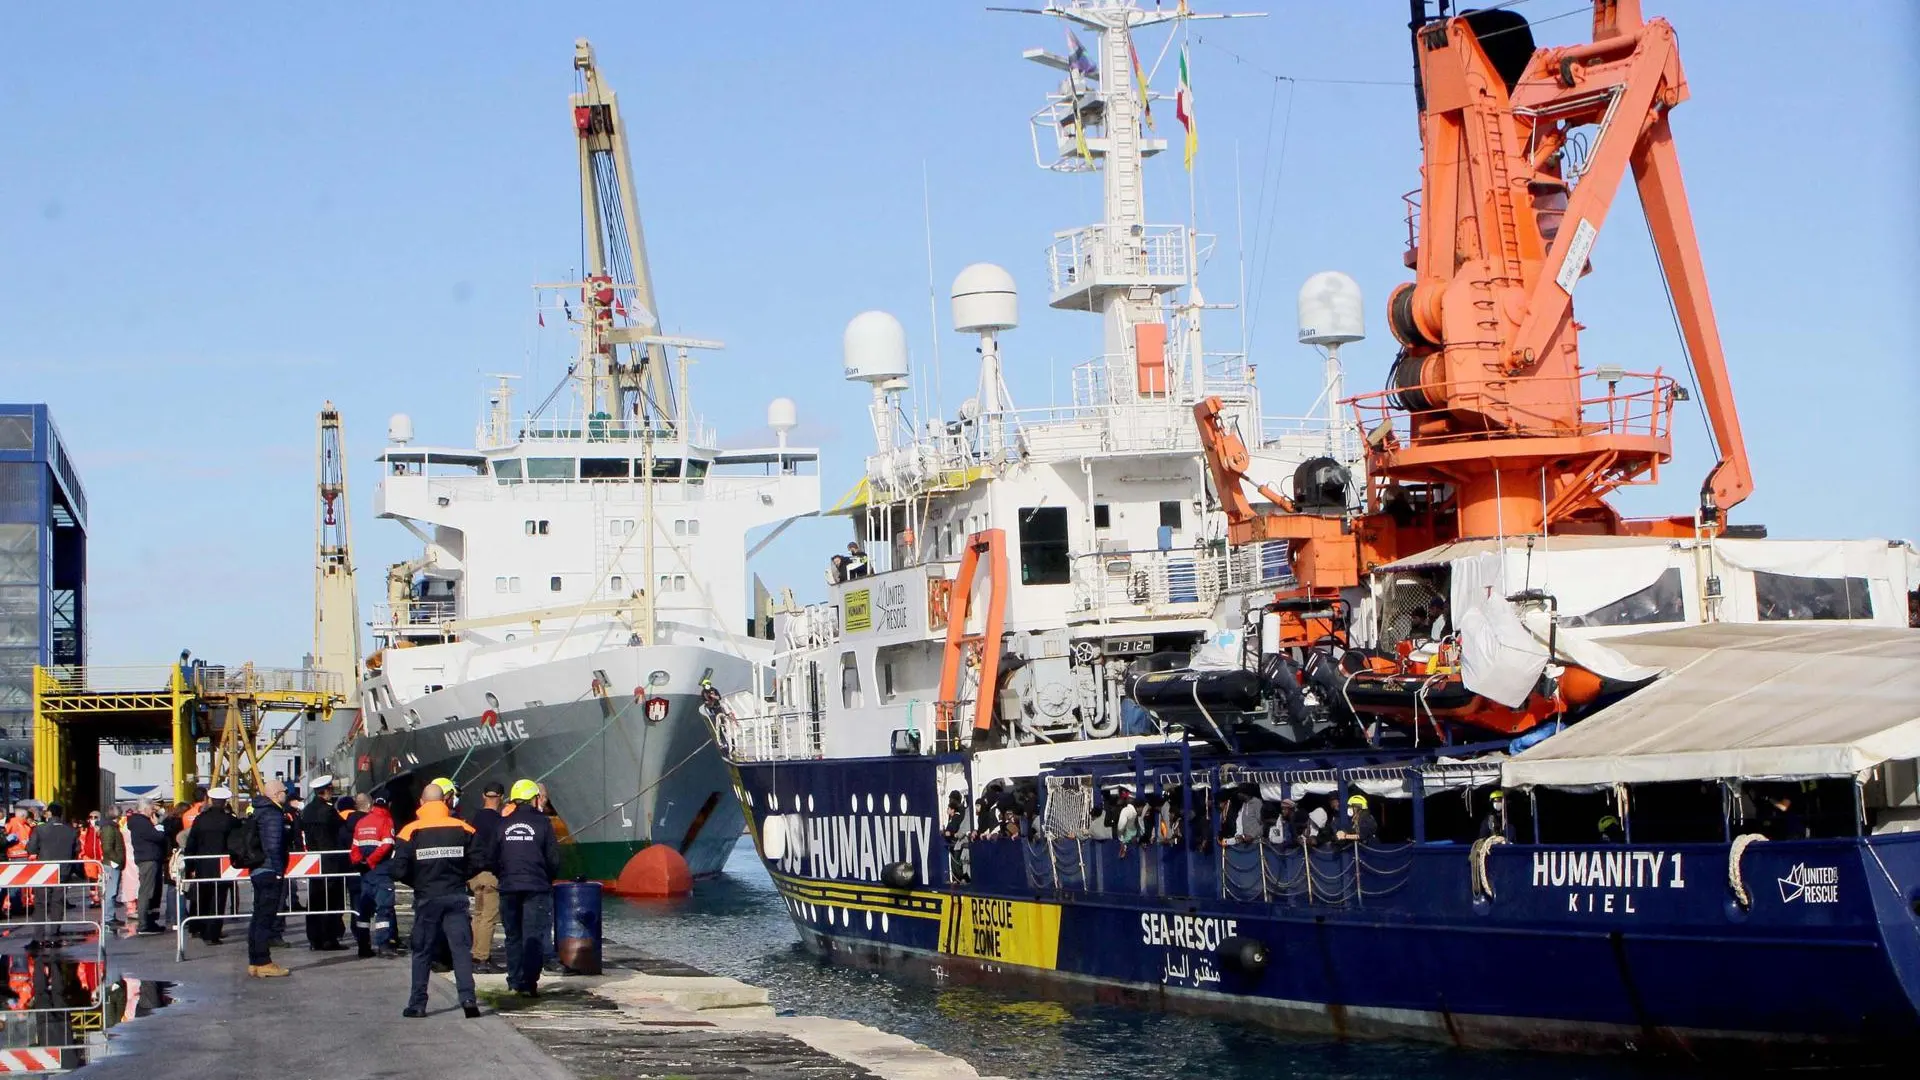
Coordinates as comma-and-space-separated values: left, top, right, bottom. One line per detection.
1502, 624, 1920, 788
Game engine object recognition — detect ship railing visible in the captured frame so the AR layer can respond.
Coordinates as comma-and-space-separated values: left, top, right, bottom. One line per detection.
33, 664, 344, 697
1347, 369, 1680, 449
1046, 224, 1191, 298
775, 603, 841, 653
1070, 543, 1292, 617
721, 708, 825, 762
370, 600, 458, 628
499, 413, 719, 450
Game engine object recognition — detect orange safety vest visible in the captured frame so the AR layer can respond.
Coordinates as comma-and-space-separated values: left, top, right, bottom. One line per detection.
4, 818, 30, 860
182, 802, 205, 830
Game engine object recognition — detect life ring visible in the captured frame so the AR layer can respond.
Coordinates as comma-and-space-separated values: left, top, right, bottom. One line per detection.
481, 709, 500, 726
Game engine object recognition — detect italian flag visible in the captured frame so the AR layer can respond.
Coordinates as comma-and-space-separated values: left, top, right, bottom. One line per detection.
1176, 44, 1196, 171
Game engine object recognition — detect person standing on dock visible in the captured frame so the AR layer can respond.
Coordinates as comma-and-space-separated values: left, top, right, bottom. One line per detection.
349, 794, 399, 958
183, 787, 237, 945
245, 779, 296, 978
25, 803, 78, 923
126, 799, 168, 934
298, 775, 348, 951
98, 806, 127, 931
390, 783, 481, 1019
492, 779, 560, 998
463, 780, 507, 973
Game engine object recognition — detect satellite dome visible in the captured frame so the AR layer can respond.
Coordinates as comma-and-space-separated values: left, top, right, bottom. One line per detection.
951, 263, 1018, 333
1297, 271, 1365, 346
766, 397, 798, 435
842, 311, 910, 383
387, 413, 415, 445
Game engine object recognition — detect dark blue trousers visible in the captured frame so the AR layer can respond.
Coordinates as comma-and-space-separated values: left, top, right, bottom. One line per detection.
499, 889, 552, 992
247, 873, 284, 966
408, 893, 476, 1010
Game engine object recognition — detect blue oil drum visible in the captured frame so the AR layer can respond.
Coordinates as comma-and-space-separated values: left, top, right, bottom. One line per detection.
552, 881, 603, 975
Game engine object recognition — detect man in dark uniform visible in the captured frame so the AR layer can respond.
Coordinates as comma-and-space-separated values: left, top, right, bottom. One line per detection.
183, 788, 238, 944
389, 783, 482, 1018
492, 779, 560, 997
298, 775, 348, 950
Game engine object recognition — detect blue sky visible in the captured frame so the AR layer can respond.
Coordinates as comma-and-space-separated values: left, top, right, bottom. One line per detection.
3, 1, 1915, 667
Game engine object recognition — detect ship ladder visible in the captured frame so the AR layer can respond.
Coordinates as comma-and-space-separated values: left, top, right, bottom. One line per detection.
933, 529, 1008, 750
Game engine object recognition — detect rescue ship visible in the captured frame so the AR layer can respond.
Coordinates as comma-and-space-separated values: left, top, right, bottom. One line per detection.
712, 0, 1920, 1059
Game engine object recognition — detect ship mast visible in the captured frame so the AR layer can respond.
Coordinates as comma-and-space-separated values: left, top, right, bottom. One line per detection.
1023, 2, 1259, 407
570, 38, 677, 433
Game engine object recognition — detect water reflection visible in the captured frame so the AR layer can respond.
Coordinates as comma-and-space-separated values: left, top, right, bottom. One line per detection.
0, 944, 172, 1069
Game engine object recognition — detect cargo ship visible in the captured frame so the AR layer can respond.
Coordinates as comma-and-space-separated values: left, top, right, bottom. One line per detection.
333, 40, 819, 880
711, 0, 1920, 1059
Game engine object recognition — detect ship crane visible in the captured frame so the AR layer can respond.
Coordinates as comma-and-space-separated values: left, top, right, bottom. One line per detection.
1198, 0, 1754, 594
313, 401, 363, 748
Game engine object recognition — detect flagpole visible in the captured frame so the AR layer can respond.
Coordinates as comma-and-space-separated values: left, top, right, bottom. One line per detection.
1183, 17, 1199, 395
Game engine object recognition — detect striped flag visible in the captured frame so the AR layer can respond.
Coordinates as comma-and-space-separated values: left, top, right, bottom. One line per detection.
1131, 41, 1153, 130
1176, 44, 1196, 170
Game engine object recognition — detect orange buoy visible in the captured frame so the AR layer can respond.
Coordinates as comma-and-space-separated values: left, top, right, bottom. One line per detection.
612, 844, 692, 898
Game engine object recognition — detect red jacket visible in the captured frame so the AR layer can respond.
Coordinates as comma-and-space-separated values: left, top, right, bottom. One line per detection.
349, 805, 395, 870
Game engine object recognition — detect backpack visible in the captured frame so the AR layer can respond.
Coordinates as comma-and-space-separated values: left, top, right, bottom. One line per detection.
231, 814, 267, 870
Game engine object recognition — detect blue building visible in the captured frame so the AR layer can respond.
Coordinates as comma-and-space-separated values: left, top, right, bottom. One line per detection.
0, 405, 87, 769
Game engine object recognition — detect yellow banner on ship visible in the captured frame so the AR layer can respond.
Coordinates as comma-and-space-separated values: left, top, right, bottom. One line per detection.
942, 895, 1060, 969
844, 589, 872, 633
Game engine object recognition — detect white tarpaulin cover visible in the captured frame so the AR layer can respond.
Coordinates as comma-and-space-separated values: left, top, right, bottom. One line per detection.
1503, 624, 1920, 788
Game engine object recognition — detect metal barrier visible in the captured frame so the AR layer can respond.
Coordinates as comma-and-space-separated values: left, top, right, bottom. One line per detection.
173, 850, 360, 962
0, 858, 109, 1069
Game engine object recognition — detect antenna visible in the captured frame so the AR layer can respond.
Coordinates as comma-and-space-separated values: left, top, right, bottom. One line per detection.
1297, 270, 1364, 461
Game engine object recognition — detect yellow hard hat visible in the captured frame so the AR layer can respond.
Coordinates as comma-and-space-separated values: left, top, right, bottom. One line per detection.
510, 779, 540, 802
430, 777, 457, 797
1347, 794, 1368, 807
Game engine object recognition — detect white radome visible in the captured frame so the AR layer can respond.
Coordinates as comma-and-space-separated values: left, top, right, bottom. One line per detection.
1297, 270, 1365, 346
843, 311, 911, 383
387, 413, 415, 444
766, 397, 799, 436
951, 263, 1018, 333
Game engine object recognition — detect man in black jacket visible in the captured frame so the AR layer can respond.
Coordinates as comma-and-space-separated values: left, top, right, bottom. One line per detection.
493, 779, 560, 997
247, 780, 296, 978
25, 803, 78, 923
125, 800, 169, 934
390, 783, 481, 1018
183, 789, 238, 945
298, 776, 347, 950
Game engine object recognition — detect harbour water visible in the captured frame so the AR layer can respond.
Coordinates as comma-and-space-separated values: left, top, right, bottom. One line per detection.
603, 837, 1702, 1080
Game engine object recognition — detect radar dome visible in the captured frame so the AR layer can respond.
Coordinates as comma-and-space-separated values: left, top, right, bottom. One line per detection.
387, 413, 415, 444
951, 263, 1018, 333
1297, 271, 1365, 346
766, 397, 798, 435
842, 311, 910, 383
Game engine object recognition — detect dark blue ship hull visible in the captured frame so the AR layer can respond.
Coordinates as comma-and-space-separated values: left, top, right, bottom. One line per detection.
727, 752, 1920, 1060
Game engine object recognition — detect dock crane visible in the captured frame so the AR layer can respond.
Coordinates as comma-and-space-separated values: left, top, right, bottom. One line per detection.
1197, 0, 1754, 596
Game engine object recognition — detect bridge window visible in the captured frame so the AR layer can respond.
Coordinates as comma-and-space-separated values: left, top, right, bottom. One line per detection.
1564, 568, 1686, 628
1018, 506, 1070, 585
1756, 571, 1873, 621
493, 459, 523, 484
581, 457, 630, 480
686, 459, 710, 483
639, 458, 682, 479
526, 457, 574, 481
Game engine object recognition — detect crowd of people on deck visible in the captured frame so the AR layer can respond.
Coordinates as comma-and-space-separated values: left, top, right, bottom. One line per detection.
2, 772, 567, 1020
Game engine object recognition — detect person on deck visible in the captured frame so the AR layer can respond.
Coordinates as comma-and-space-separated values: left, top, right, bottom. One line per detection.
1336, 794, 1378, 846
1597, 814, 1625, 844
1479, 790, 1513, 842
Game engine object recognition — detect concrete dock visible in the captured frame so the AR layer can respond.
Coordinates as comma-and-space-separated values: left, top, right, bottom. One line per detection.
73, 919, 1000, 1079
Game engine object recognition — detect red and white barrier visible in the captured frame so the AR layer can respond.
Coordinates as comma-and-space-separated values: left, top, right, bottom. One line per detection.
0, 1048, 64, 1072
0, 863, 60, 888
216, 851, 323, 880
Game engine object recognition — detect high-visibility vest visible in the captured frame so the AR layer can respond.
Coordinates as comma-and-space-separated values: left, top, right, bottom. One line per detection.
4, 819, 30, 860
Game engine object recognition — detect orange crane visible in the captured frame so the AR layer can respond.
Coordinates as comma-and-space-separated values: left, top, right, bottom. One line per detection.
1198, 0, 1753, 597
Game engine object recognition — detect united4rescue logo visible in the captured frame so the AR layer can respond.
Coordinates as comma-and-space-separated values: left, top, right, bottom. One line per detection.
1777, 863, 1839, 904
